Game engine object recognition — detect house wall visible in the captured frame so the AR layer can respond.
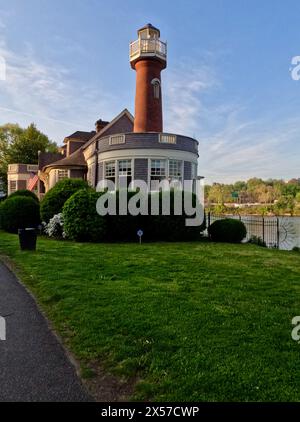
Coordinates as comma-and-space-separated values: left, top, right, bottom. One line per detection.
134, 158, 148, 182
69, 169, 85, 179
67, 140, 86, 156
7, 164, 38, 195
101, 114, 133, 137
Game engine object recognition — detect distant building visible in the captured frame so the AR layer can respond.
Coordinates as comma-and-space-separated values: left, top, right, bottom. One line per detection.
8, 24, 199, 197
7, 164, 39, 196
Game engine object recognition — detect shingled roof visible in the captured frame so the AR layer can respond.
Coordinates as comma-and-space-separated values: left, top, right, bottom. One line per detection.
43, 147, 87, 171
64, 131, 96, 143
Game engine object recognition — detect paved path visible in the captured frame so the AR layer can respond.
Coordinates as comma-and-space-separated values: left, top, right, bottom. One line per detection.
0, 262, 92, 402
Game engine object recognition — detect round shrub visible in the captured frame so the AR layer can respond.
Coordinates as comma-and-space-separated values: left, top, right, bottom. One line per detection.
41, 178, 88, 223
208, 218, 246, 243
0, 196, 40, 233
63, 189, 106, 242
9, 189, 39, 203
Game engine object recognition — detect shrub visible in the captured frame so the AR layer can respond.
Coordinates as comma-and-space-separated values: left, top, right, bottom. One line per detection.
143, 190, 205, 241
44, 213, 64, 238
248, 235, 266, 247
41, 178, 88, 222
9, 189, 39, 203
208, 218, 246, 243
63, 189, 106, 242
98, 189, 205, 242
61, 188, 205, 243
0, 196, 40, 233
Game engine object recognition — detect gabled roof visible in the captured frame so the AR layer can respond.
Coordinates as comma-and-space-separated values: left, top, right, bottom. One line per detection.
64, 131, 96, 143
83, 108, 134, 150
43, 147, 87, 171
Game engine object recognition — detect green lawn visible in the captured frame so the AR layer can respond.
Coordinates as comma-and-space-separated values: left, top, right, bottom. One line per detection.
0, 231, 300, 401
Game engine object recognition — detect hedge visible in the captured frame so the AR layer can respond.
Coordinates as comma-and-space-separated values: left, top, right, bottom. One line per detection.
9, 189, 39, 203
40, 178, 88, 223
62, 188, 205, 242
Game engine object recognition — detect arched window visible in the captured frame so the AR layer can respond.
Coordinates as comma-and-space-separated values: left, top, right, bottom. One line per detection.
151, 78, 161, 99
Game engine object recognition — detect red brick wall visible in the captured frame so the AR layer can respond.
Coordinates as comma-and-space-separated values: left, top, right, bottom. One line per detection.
133, 59, 165, 132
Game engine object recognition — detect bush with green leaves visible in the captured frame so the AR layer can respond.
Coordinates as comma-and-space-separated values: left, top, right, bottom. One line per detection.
0, 196, 40, 233
143, 190, 205, 241
208, 218, 246, 243
63, 188, 205, 243
63, 189, 107, 242
9, 189, 39, 203
248, 235, 266, 247
41, 178, 88, 223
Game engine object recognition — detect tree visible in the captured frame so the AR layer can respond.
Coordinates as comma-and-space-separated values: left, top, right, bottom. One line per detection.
274, 195, 296, 216
0, 123, 57, 193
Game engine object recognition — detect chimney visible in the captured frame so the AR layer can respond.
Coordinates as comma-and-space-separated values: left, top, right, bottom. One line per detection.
95, 119, 109, 133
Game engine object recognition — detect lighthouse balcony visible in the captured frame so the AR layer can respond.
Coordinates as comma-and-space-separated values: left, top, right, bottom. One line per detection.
129, 38, 167, 63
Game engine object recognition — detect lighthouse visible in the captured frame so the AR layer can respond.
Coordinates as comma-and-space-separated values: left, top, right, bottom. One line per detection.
130, 23, 167, 133
38, 24, 199, 196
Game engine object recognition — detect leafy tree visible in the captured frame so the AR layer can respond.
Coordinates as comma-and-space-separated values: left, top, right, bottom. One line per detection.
0, 123, 57, 193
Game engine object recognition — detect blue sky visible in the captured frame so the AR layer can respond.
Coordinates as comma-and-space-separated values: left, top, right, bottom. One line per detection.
0, 0, 300, 183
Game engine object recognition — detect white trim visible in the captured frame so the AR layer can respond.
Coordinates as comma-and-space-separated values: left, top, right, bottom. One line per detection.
109, 134, 125, 146
159, 133, 177, 144
98, 148, 197, 163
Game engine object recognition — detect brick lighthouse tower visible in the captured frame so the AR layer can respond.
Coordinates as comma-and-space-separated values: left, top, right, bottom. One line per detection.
130, 24, 167, 133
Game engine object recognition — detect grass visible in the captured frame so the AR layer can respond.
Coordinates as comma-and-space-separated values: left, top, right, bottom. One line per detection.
0, 231, 300, 401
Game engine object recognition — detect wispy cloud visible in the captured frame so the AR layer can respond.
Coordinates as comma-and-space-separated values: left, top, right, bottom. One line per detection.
0, 31, 299, 183
0, 38, 120, 142
164, 61, 300, 183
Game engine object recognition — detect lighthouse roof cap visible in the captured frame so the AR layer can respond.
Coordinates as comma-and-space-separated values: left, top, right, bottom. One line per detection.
138, 23, 160, 37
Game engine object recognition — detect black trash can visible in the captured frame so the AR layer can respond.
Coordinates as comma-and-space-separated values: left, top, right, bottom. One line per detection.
18, 228, 37, 251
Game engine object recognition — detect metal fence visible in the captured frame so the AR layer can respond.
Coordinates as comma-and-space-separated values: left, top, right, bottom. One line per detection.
206, 213, 299, 250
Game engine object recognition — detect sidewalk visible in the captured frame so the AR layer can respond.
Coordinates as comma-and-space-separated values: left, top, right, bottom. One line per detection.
0, 262, 91, 402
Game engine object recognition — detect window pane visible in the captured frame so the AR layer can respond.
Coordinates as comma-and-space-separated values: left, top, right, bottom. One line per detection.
105, 161, 116, 177
58, 169, 68, 180
169, 160, 182, 179
150, 159, 166, 176
118, 160, 132, 175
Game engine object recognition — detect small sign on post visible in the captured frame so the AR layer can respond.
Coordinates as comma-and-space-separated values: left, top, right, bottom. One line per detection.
137, 229, 143, 245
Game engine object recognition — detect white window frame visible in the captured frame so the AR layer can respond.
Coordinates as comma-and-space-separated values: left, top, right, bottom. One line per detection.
169, 159, 182, 181
57, 169, 69, 181
109, 134, 125, 146
118, 159, 133, 189
27, 165, 38, 172
159, 134, 177, 144
105, 161, 116, 178
9, 180, 17, 193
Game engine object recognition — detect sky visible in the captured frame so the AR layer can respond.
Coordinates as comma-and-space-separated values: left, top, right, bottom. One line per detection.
0, 0, 300, 184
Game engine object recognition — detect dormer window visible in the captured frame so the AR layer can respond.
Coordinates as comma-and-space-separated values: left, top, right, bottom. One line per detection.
151, 78, 161, 99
